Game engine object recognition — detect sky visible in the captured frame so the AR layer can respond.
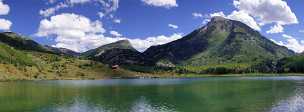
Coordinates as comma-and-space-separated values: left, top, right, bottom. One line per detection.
0, 0, 304, 53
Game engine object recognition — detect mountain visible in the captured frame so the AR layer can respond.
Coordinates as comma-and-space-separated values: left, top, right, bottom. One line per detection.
82, 40, 149, 65
0, 32, 51, 53
44, 45, 80, 57
143, 17, 295, 67
0, 33, 142, 80
82, 40, 137, 57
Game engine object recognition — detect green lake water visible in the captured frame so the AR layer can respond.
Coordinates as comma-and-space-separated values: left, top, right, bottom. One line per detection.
0, 76, 304, 112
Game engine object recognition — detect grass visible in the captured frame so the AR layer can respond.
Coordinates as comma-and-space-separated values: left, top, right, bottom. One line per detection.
0, 49, 147, 81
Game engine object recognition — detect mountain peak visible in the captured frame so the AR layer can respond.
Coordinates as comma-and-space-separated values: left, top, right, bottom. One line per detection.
82, 40, 137, 57
103, 40, 135, 50
115, 40, 131, 44
210, 16, 228, 22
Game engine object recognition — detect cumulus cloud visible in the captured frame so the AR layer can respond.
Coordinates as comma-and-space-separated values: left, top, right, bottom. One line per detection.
141, 0, 178, 8
37, 13, 182, 52
36, 13, 105, 52
234, 0, 298, 25
110, 30, 122, 37
208, 11, 261, 31
129, 33, 182, 52
267, 24, 284, 34
0, 0, 11, 31
0, 0, 9, 15
203, 0, 298, 33
226, 11, 261, 31
233, 0, 298, 33
168, 24, 178, 29
271, 34, 304, 53
0, 19, 11, 30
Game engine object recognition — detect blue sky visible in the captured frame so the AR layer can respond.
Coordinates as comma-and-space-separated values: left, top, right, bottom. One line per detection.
0, 0, 303, 53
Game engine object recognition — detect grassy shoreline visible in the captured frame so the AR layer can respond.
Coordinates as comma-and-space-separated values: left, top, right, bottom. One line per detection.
1, 73, 304, 81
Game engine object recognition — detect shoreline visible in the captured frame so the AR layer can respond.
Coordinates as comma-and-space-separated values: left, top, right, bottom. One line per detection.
1, 73, 304, 81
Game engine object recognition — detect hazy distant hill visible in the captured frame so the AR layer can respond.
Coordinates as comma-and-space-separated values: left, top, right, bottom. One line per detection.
82, 40, 150, 65
44, 45, 80, 57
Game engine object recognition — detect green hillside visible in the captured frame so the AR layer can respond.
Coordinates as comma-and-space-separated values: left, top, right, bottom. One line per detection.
144, 17, 294, 67
0, 33, 146, 81
277, 55, 304, 73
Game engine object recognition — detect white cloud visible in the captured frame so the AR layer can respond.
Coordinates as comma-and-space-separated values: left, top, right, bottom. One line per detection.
41, 0, 120, 18
110, 30, 122, 37
233, 0, 298, 25
204, 0, 298, 33
227, 11, 261, 31
272, 34, 304, 53
129, 33, 182, 52
141, 0, 178, 8
40, 3, 68, 17
0, 19, 11, 31
98, 12, 105, 18
233, 0, 298, 33
36, 13, 105, 52
0, 0, 9, 15
208, 11, 261, 31
299, 30, 304, 33
69, 0, 90, 4
210, 12, 225, 18
267, 24, 284, 34
113, 19, 121, 24
37, 13, 182, 52
100, 0, 119, 14
192, 12, 203, 18
168, 24, 178, 29
0, 0, 11, 31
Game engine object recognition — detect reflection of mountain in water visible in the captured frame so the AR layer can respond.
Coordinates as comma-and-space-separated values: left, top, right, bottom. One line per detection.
43, 96, 177, 112
41, 97, 110, 112
130, 97, 177, 112
1, 77, 303, 112
271, 81, 304, 112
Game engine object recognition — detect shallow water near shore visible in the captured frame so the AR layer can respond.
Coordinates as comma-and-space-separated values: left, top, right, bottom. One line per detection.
0, 76, 304, 112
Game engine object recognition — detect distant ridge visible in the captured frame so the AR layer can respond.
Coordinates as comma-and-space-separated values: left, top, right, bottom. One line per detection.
82, 40, 150, 65
44, 45, 80, 57
0, 32, 51, 53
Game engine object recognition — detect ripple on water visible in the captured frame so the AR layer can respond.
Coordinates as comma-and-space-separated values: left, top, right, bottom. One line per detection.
40, 97, 177, 112
271, 85, 304, 112
130, 97, 177, 112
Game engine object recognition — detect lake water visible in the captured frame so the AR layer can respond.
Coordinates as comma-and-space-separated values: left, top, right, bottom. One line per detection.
0, 76, 304, 112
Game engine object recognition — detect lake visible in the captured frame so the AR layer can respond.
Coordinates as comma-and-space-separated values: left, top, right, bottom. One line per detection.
0, 76, 304, 112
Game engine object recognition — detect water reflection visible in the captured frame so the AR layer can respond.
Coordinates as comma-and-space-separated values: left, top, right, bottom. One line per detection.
130, 97, 176, 112
44, 98, 110, 112
41, 96, 177, 112
271, 82, 304, 112
1, 76, 304, 112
